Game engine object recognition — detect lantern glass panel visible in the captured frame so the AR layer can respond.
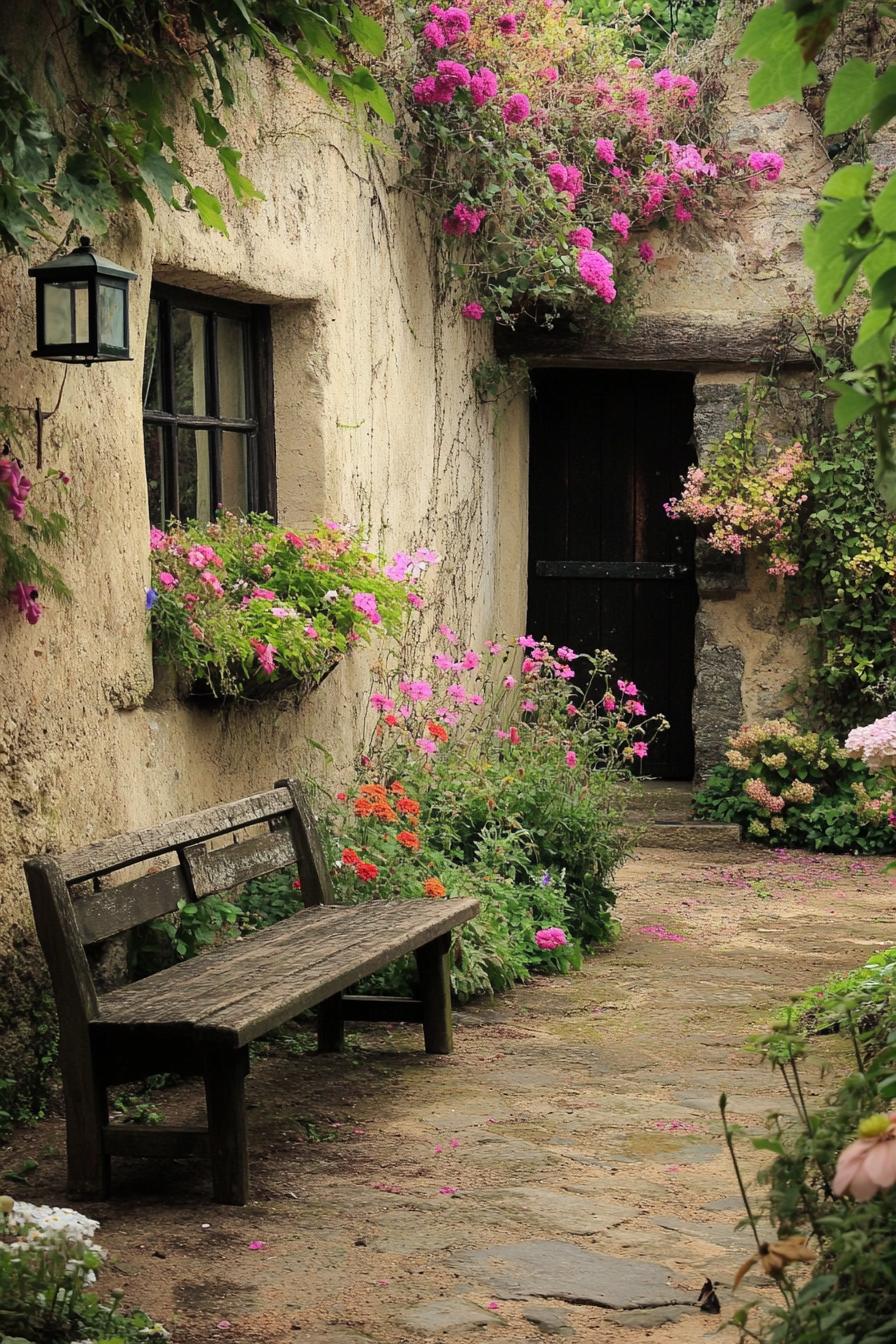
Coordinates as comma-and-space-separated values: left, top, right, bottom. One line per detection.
45, 280, 89, 346
98, 280, 127, 353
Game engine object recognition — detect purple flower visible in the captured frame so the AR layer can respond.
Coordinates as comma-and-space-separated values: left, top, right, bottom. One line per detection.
145, 587, 159, 610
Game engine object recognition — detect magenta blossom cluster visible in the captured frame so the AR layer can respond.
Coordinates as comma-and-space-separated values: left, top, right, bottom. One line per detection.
0, 454, 31, 522
535, 926, 568, 950
443, 202, 488, 235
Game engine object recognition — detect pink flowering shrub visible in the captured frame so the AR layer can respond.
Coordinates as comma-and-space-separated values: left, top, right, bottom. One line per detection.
664, 423, 810, 576
149, 513, 434, 698
400, 0, 781, 325
695, 719, 896, 854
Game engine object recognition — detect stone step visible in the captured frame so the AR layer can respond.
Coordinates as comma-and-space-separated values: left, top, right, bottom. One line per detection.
636, 821, 741, 851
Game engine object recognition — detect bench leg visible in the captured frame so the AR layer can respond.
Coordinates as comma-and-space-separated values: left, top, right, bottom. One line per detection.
414, 932, 454, 1055
63, 1049, 111, 1201
317, 991, 345, 1053
203, 1046, 250, 1205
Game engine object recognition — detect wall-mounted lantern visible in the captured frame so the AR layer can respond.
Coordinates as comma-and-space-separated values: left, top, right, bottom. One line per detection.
28, 236, 137, 365
25, 236, 137, 461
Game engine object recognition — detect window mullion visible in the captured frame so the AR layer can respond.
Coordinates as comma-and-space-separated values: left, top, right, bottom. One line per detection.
207, 314, 221, 518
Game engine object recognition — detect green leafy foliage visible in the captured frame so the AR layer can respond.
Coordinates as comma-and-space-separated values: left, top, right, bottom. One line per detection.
1, 0, 391, 256
729, 985, 896, 1342
786, 420, 896, 733
694, 719, 896, 853
571, 0, 720, 62
780, 948, 896, 1047
735, 0, 896, 510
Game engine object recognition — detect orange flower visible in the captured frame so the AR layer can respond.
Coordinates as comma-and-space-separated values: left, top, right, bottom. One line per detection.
390, 781, 406, 796
397, 830, 420, 850
354, 797, 374, 817
360, 782, 388, 799
355, 861, 379, 882
372, 800, 399, 823
397, 797, 420, 817
424, 877, 446, 898
427, 721, 449, 743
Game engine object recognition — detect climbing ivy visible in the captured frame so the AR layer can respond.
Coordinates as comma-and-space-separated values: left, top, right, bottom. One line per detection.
1, 0, 391, 255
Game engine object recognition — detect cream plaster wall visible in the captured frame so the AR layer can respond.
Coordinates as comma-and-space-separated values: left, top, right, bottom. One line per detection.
0, 38, 528, 1081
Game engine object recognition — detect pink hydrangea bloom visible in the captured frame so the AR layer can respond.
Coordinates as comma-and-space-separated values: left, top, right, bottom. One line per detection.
567, 226, 593, 248
610, 211, 630, 241
462, 302, 485, 320
501, 93, 530, 124
844, 713, 896, 772
577, 248, 616, 303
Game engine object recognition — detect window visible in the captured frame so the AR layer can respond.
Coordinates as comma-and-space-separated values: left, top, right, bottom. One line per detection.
142, 284, 275, 527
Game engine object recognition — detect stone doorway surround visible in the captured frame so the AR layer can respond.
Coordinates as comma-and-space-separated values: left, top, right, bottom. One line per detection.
496, 313, 813, 784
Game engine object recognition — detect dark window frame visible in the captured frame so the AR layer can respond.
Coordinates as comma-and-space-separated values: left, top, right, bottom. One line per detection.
142, 282, 276, 523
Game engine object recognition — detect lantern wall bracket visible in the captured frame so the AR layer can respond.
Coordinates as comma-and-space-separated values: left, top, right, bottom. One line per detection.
33, 367, 69, 468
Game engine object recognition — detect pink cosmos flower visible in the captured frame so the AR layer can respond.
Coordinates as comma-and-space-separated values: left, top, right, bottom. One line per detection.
565, 750, 577, 767
149, 527, 168, 551
439, 623, 459, 642
503, 674, 516, 688
594, 137, 616, 164
407, 593, 424, 609
521, 699, 537, 712
414, 546, 440, 565
486, 640, 503, 654
610, 211, 631, 241
556, 645, 577, 662
399, 678, 434, 702
577, 249, 616, 303
417, 737, 439, 755
462, 302, 485, 320
461, 649, 480, 670
832, 1114, 896, 1199
250, 639, 277, 676
632, 741, 649, 758
618, 679, 638, 695
370, 693, 394, 711
638, 242, 655, 264
158, 571, 178, 589
10, 581, 41, 624
501, 93, 530, 124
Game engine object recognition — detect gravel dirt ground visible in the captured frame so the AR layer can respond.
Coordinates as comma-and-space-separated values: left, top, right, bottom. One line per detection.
4, 842, 894, 1343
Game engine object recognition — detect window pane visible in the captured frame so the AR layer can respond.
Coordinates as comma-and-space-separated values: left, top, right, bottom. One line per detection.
45, 281, 88, 345
144, 423, 167, 528
172, 309, 207, 415
217, 318, 248, 420
220, 431, 249, 513
99, 282, 126, 352
142, 300, 162, 408
177, 428, 212, 522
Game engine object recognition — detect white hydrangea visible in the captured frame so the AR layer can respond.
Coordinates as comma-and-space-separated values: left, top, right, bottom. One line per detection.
844, 712, 896, 772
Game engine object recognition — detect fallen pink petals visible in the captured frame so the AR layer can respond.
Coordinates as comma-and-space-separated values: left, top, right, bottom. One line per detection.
637, 924, 685, 942
438, 1185, 459, 1195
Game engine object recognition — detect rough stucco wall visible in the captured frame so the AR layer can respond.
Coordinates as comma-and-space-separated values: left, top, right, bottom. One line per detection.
0, 40, 528, 1092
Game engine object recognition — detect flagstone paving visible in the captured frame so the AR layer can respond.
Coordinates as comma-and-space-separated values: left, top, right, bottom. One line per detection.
5, 843, 894, 1341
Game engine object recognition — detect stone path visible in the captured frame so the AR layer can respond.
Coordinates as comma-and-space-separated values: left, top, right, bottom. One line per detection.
6, 842, 895, 1341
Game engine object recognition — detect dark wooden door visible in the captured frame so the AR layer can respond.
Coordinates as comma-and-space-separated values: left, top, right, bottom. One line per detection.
527, 369, 697, 779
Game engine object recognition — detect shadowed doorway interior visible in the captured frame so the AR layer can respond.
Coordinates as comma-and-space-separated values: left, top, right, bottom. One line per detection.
527, 368, 698, 780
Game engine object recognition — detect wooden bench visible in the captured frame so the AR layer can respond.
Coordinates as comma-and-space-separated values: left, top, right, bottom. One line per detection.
25, 778, 479, 1205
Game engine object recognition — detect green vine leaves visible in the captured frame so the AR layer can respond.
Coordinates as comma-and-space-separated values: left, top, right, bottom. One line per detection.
736, 0, 896, 510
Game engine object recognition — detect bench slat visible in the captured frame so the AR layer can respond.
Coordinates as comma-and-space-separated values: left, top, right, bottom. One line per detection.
184, 830, 296, 898
75, 866, 190, 945
96, 897, 479, 1047
58, 788, 293, 884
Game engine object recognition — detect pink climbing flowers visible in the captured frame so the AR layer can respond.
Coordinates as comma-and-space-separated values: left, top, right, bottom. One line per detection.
403, 0, 783, 329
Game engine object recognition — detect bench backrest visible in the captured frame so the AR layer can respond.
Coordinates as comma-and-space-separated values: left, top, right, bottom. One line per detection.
24, 778, 331, 1024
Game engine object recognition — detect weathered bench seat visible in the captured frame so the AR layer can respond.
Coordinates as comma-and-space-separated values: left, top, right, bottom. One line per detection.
25, 778, 478, 1205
